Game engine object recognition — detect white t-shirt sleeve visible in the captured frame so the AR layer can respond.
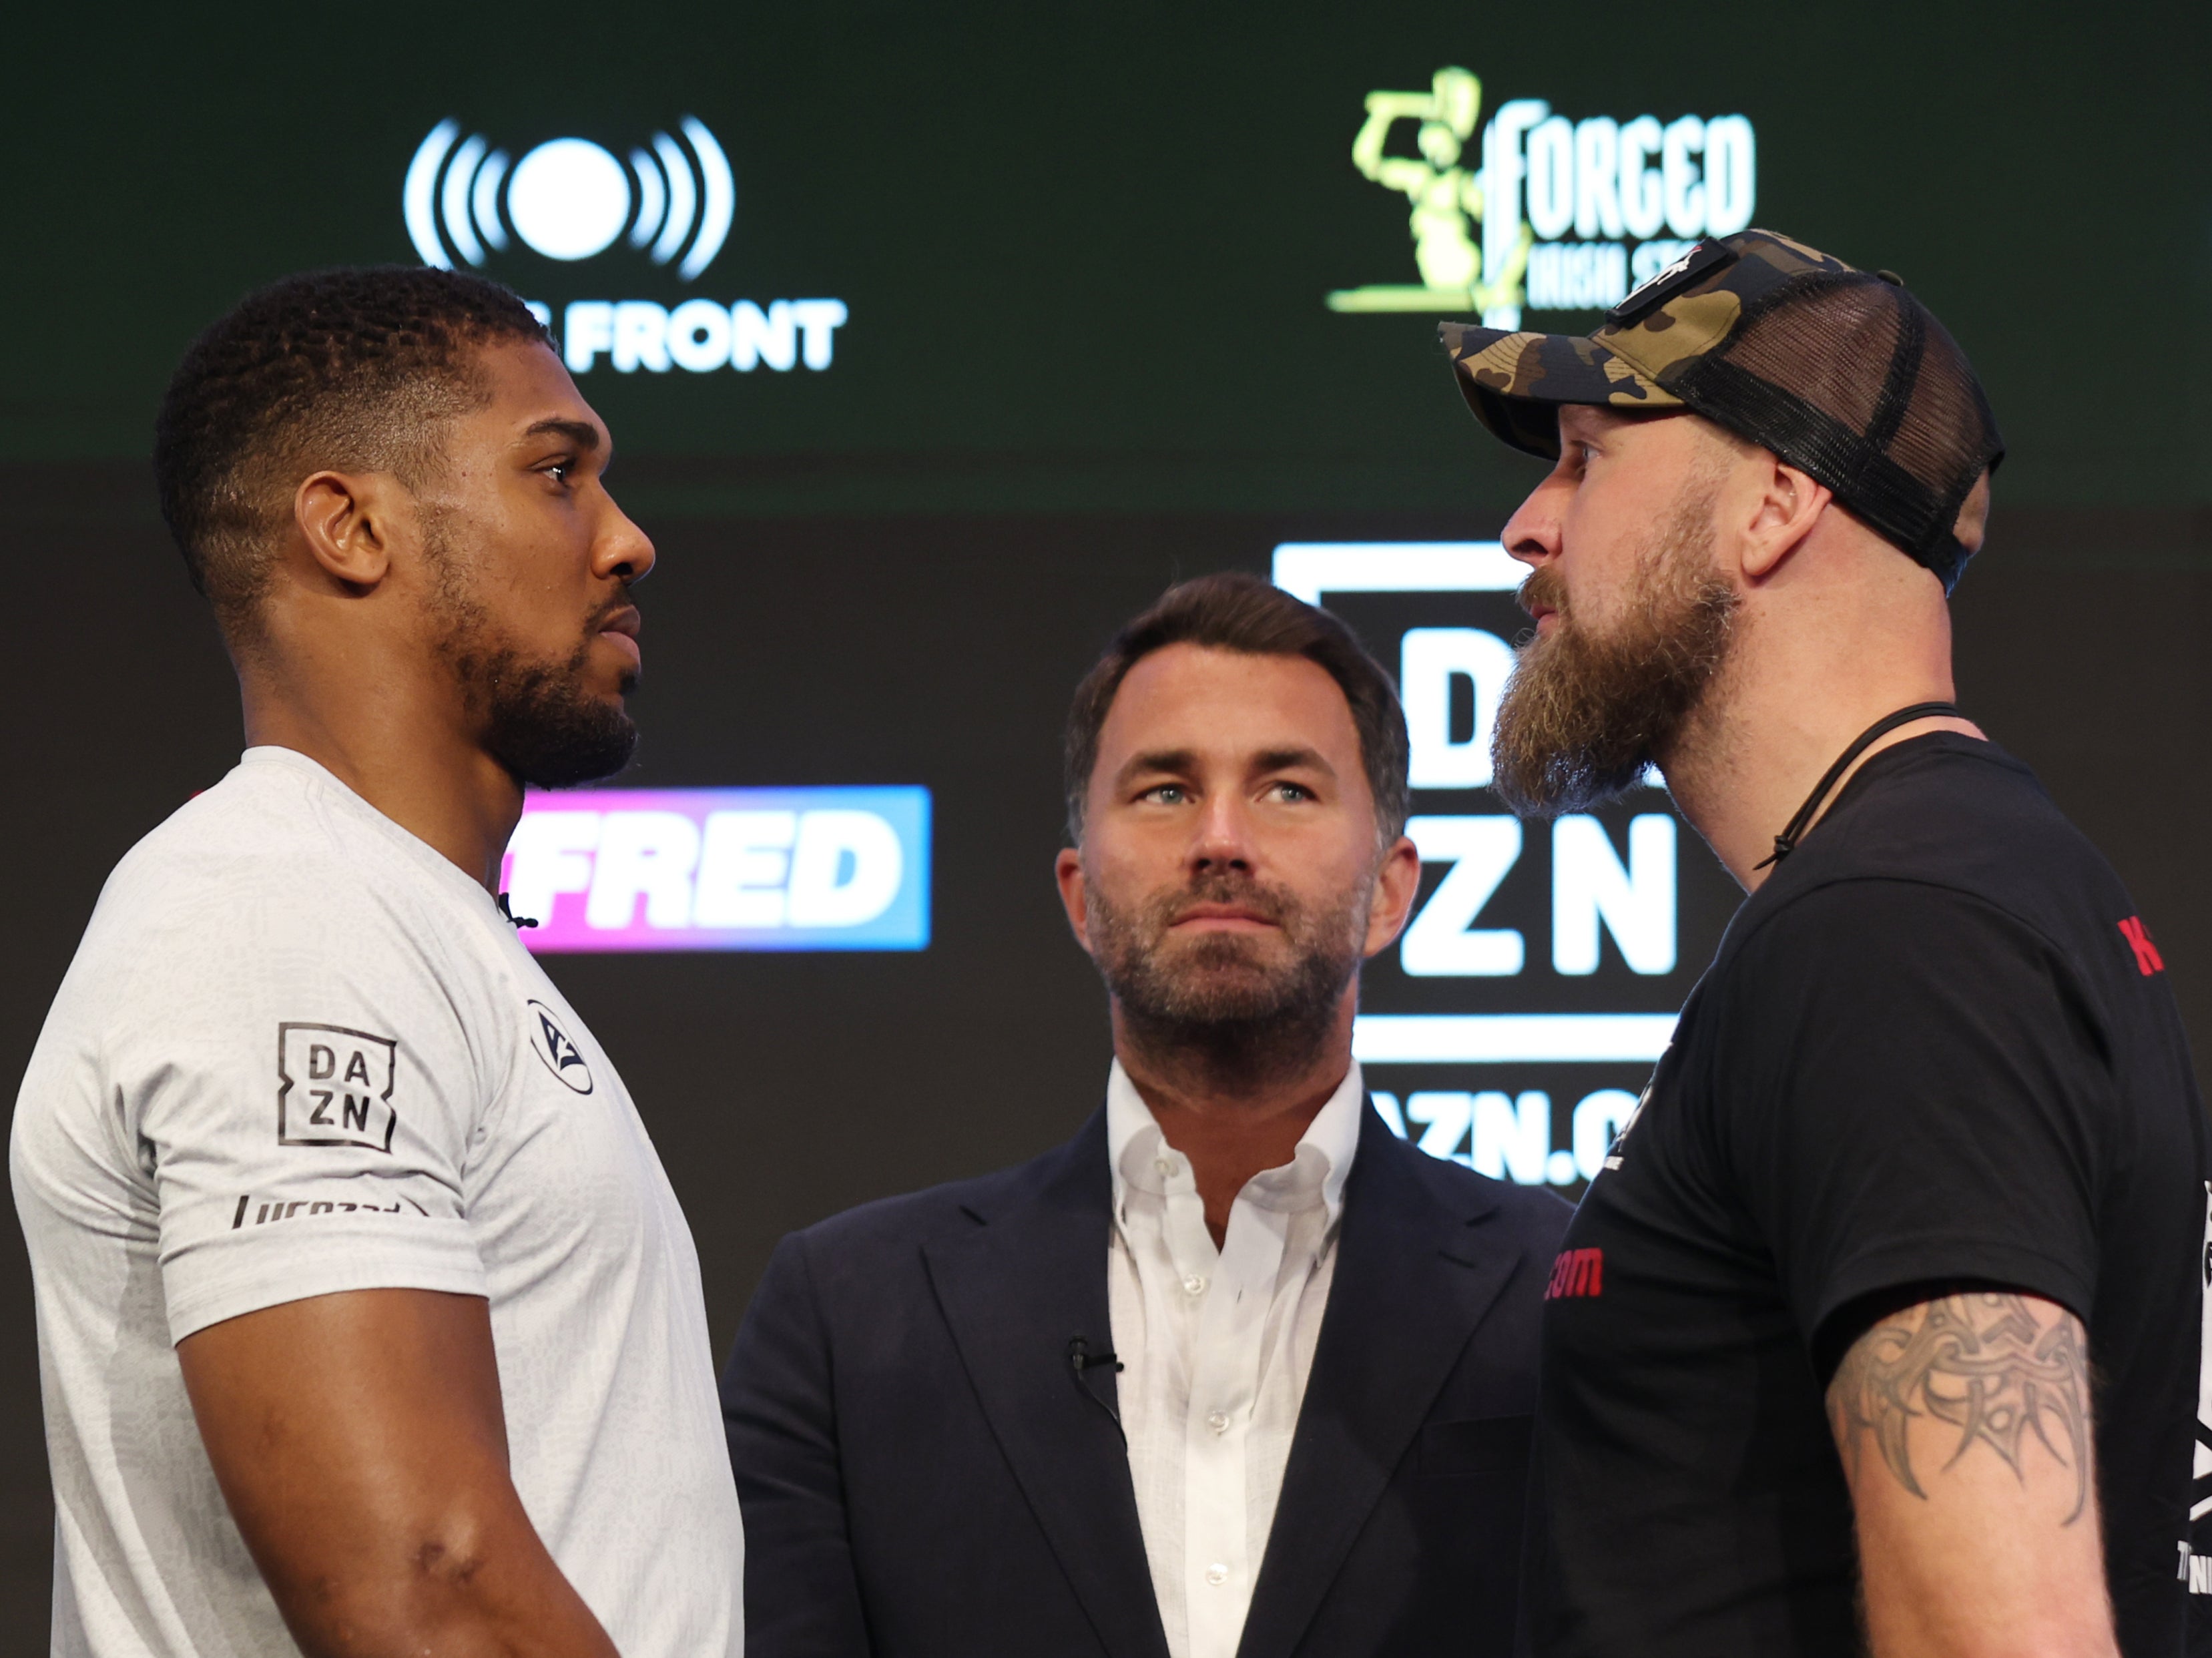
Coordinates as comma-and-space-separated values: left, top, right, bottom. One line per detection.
121, 874, 496, 1342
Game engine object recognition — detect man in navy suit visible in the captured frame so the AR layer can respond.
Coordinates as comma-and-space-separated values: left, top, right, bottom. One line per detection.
722, 572, 1570, 1658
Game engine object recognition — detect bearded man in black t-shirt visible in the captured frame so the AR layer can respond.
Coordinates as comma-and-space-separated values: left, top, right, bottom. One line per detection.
1434, 230, 2212, 1658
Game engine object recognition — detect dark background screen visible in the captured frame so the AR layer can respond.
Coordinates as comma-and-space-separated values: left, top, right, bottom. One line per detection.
4, 1, 2209, 1641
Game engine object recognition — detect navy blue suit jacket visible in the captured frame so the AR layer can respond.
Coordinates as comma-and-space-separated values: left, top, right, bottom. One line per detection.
721, 1099, 1571, 1658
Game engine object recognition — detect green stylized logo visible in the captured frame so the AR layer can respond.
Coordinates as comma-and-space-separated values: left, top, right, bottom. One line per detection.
1328, 67, 1531, 321
1328, 69, 1757, 328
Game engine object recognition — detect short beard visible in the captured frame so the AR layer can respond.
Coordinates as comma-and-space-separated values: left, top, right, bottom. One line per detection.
1085, 868, 1368, 1091
422, 517, 639, 789
1490, 474, 1739, 816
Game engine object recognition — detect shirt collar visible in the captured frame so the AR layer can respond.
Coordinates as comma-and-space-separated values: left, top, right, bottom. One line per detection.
1105, 1057, 1365, 1223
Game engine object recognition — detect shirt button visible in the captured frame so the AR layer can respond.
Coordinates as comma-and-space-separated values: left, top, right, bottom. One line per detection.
1182, 1275, 1207, 1296
1205, 1563, 1229, 1587
1154, 1157, 1175, 1177
1207, 1410, 1229, 1434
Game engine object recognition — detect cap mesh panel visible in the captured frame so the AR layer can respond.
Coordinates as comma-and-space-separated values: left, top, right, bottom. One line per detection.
1665, 271, 2002, 589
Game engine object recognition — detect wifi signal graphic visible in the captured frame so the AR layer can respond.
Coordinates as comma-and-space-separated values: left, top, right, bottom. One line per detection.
404, 117, 734, 280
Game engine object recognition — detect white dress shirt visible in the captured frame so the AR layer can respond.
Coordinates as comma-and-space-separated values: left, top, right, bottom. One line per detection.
1105, 1059, 1364, 1658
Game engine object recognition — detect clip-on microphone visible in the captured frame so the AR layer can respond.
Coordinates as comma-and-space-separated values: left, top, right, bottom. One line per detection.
1067, 1336, 1126, 1446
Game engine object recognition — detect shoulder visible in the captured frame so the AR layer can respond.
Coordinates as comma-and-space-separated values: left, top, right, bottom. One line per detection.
46, 762, 504, 1085
1747, 739, 2128, 952
776, 1131, 1091, 1274
92, 757, 476, 973
101, 762, 378, 922
1362, 1127, 1574, 1252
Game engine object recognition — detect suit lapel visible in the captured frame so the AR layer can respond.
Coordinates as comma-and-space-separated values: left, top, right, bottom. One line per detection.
1234, 1104, 1527, 1658
924, 1110, 1172, 1658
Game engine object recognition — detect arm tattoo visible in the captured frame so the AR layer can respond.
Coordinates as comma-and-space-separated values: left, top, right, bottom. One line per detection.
1828, 1293, 2093, 1524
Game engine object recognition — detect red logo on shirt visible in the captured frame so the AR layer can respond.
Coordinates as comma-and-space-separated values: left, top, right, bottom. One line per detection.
1545, 1247, 1604, 1300
2119, 916, 2165, 977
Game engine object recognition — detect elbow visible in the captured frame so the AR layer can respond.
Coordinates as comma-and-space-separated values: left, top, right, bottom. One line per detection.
266, 1518, 513, 1657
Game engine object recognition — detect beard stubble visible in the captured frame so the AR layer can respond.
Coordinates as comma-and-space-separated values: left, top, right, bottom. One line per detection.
422, 515, 640, 789
1083, 866, 1372, 1089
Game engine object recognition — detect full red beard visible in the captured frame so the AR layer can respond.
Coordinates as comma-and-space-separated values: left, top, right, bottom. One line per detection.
1490, 479, 1739, 816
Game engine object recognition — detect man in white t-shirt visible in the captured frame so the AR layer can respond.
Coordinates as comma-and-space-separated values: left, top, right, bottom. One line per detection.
11, 268, 742, 1656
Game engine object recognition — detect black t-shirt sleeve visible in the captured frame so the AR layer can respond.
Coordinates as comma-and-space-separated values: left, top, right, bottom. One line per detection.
1711, 878, 2116, 1364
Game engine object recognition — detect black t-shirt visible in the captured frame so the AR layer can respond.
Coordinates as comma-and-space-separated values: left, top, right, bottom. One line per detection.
1525, 734, 2211, 1657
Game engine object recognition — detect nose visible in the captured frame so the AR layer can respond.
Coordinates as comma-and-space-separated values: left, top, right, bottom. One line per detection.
1500, 475, 1567, 571
1189, 791, 1256, 876
595, 498, 657, 587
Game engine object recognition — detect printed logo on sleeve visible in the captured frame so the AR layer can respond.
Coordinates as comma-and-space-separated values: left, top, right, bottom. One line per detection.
526, 1000, 595, 1094
1545, 1247, 1605, 1300
2119, 915, 2166, 977
276, 1024, 398, 1151
230, 1191, 429, 1228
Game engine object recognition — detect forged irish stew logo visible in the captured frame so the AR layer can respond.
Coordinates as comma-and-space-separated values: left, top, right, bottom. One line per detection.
1327, 67, 1755, 328
402, 116, 848, 376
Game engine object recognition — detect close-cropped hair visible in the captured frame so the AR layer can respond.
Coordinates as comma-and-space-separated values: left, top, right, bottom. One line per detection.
1063, 571, 1411, 847
153, 266, 551, 632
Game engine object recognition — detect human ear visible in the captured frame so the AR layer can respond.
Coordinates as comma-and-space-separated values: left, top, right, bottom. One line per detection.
292, 471, 398, 589
1362, 835, 1423, 957
1952, 470, 1992, 559
1738, 458, 1834, 583
1054, 846, 1095, 953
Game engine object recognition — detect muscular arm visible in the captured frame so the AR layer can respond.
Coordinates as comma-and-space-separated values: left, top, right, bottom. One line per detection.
1826, 1291, 2117, 1658
178, 1288, 619, 1658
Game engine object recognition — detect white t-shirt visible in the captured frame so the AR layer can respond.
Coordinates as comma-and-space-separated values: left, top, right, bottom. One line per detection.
11, 747, 743, 1657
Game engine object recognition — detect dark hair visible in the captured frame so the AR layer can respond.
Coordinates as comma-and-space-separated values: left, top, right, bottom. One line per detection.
1063, 571, 1410, 846
153, 266, 552, 629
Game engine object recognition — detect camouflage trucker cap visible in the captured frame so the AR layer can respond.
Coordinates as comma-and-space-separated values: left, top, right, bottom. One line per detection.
1438, 229, 2004, 591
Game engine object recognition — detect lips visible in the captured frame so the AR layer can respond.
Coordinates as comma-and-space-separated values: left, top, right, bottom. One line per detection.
595, 605, 642, 671
1171, 902, 1280, 931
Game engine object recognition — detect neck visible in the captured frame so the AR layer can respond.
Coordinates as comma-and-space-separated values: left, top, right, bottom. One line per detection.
1111, 984, 1356, 1246
1658, 574, 1978, 892
238, 641, 521, 892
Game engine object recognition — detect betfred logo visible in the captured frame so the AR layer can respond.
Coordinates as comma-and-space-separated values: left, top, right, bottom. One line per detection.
501, 786, 930, 952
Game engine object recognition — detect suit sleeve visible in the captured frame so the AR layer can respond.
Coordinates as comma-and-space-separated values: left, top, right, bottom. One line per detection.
723, 1231, 875, 1658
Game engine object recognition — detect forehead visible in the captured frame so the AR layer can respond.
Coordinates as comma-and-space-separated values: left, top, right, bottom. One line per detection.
1559, 402, 1668, 443
466, 339, 609, 447
1099, 643, 1359, 760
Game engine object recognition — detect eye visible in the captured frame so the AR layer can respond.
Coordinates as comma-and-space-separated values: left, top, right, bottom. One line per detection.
1270, 781, 1316, 803
1141, 783, 1189, 805
540, 455, 577, 486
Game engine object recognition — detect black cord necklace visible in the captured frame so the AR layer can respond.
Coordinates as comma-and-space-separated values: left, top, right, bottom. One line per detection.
1753, 702, 1961, 871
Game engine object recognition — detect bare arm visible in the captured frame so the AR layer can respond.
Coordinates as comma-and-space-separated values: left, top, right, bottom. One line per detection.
1826, 1291, 2116, 1658
178, 1288, 619, 1658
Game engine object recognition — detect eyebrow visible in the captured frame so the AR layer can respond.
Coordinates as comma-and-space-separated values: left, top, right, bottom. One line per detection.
1254, 746, 1336, 778
1117, 749, 1197, 786
1113, 746, 1338, 786
521, 417, 603, 450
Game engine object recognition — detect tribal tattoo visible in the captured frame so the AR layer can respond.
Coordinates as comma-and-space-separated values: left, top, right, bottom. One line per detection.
1827, 1292, 2093, 1524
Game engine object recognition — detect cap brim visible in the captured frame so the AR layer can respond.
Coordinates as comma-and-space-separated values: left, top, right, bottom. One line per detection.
1438, 322, 1681, 459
